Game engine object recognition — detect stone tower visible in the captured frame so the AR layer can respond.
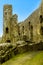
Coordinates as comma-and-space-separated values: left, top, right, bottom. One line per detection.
39, 0, 43, 42
3, 5, 12, 43
11, 14, 19, 43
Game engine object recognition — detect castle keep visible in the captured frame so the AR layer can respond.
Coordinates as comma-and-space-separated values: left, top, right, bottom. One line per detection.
2, 5, 19, 43
0, 0, 43, 43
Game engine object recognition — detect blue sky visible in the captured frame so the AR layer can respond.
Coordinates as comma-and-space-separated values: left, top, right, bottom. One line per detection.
0, 0, 41, 37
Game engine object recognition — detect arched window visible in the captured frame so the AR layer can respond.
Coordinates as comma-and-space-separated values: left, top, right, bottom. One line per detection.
40, 15, 43, 23
40, 15, 42, 18
5, 12, 7, 15
6, 27, 9, 33
29, 21, 30, 25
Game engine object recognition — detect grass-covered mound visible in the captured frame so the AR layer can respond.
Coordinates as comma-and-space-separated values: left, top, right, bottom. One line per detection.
2, 51, 43, 65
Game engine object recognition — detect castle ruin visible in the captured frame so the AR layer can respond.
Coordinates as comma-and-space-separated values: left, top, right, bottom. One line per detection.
0, 0, 43, 43
0, 1, 43, 64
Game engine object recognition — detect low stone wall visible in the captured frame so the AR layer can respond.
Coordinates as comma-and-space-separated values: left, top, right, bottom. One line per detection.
16, 41, 28, 53
0, 41, 27, 64
0, 41, 43, 64
0, 43, 17, 64
28, 42, 43, 51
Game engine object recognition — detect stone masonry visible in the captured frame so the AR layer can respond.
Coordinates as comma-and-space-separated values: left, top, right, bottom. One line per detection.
0, 0, 43, 43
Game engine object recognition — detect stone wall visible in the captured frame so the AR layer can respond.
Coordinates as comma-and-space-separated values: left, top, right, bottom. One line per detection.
0, 41, 43, 64
0, 43, 17, 63
19, 8, 41, 43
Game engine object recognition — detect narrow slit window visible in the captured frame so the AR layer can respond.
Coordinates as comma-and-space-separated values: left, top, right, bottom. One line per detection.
29, 21, 31, 30
40, 26, 43, 35
22, 26, 24, 34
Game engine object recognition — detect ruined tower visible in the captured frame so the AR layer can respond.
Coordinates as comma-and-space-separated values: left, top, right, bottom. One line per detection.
39, 0, 43, 42
11, 14, 19, 42
3, 5, 12, 43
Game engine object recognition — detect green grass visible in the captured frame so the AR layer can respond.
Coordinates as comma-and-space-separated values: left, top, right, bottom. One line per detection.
2, 51, 43, 65
24, 51, 43, 65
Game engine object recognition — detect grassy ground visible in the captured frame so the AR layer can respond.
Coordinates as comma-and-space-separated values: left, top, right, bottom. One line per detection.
2, 51, 43, 65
